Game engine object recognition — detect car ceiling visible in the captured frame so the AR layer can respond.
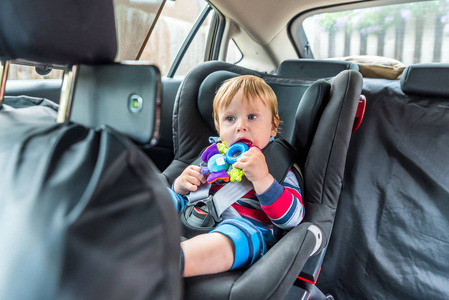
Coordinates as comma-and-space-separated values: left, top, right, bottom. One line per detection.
209, 0, 362, 46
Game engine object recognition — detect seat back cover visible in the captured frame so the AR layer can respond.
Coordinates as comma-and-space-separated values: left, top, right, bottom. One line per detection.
318, 67, 449, 298
0, 0, 181, 298
0, 106, 181, 299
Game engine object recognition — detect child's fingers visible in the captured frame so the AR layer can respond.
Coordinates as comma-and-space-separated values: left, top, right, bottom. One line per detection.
184, 181, 199, 192
188, 165, 202, 172
241, 147, 262, 159
181, 165, 206, 188
236, 147, 264, 165
186, 166, 206, 184
189, 174, 203, 187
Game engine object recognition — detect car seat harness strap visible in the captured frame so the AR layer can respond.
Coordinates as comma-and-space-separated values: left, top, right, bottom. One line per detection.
181, 139, 300, 237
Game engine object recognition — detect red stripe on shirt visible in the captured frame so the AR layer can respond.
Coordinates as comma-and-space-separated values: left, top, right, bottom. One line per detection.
233, 204, 272, 225
261, 188, 296, 219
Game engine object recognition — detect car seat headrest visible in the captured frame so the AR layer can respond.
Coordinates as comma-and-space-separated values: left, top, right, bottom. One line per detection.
198, 70, 240, 132
0, 0, 117, 64
197, 69, 329, 163
277, 59, 359, 79
263, 76, 314, 142
400, 63, 449, 97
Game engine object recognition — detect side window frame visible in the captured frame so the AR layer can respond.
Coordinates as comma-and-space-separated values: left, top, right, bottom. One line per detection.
166, 4, 213, 78
204, 7, 225, 61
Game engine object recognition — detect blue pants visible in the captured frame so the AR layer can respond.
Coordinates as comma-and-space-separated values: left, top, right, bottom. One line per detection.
167, 188, 267, 269
211, 218, 267, 270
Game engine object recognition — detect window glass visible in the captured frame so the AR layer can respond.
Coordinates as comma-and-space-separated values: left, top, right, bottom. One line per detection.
140, 0, 210, 76
226, 40, 243, 64
175, 10, 212, 76
7, 64, 63, 80
300, 0, 449, 64
114, 0, 164, 60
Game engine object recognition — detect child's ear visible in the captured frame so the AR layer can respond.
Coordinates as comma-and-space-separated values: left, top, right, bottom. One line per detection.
271, 119, 279, 136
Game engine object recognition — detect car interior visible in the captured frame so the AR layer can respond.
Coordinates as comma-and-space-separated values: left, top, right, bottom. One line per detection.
1, 0, 448, 299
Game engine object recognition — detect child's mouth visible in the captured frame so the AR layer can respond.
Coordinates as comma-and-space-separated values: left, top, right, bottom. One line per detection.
235, 138, 252, 147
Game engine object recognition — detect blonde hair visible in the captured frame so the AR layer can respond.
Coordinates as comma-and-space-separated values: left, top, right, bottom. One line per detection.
213, 75, 280, 132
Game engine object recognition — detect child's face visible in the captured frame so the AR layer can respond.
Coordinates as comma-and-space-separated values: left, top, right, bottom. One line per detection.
217, 89, 277, 149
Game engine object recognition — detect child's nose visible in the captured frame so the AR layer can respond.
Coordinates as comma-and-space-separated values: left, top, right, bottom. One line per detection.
236, 119, 248, 132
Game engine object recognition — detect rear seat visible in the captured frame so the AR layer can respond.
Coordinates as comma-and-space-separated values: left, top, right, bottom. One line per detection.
317, 63, 449, 299
277, 59, 359, 79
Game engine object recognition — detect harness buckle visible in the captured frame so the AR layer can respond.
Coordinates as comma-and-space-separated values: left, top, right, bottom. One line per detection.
181, 195, 222, 230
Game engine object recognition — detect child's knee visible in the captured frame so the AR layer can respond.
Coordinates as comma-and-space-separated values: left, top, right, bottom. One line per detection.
211, 218, 266, 270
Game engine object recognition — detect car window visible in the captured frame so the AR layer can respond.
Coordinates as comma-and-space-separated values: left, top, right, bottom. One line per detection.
226, 40, 243, 64
139, 0, 211, 76
7, 63, 63, 80
294, 0, 449, 65
114, 0, 164, 60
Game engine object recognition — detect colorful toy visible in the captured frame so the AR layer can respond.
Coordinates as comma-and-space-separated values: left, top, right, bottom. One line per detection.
200, 141, 250, 183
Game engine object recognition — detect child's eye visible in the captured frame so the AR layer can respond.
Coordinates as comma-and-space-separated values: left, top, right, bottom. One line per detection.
226, 116, 236, 122
248, 114, 258, 120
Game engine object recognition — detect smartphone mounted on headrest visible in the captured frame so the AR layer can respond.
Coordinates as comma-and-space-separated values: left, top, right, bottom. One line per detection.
70, 62, 161, 145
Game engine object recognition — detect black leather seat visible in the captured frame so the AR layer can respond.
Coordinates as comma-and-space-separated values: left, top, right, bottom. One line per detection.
163, 60, 363, 299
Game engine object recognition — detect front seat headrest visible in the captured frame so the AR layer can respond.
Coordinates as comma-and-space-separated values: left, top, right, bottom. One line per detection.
0, 0, 117, 64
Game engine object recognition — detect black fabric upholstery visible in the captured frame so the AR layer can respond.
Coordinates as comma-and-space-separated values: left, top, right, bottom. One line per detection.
3, 95, 59, 112
400, 63, 449, 97
303, 70, 363, 246
0, 104, 182, 300
277, 59, 359, 79
5, 79, 62, 104
318, 76, 449, 299
265, 76, 322, 144
0, 0, 117, 64
198, 70, 240, 132
291, 79, 330, 170
184, 223, 317, 300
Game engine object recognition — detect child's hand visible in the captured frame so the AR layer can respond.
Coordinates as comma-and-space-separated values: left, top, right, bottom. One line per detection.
233, 147, 274, 194
174, 165, 207, 195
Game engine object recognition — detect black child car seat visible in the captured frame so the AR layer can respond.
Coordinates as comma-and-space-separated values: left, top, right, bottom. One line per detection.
162, 60, 363, 299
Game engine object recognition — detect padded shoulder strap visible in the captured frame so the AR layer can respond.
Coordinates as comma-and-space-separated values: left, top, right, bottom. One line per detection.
263, 138, 297, 183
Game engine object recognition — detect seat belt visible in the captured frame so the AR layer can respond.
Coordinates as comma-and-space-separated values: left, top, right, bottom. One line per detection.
185, 138, 298, 219
187, 177, 253, 218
